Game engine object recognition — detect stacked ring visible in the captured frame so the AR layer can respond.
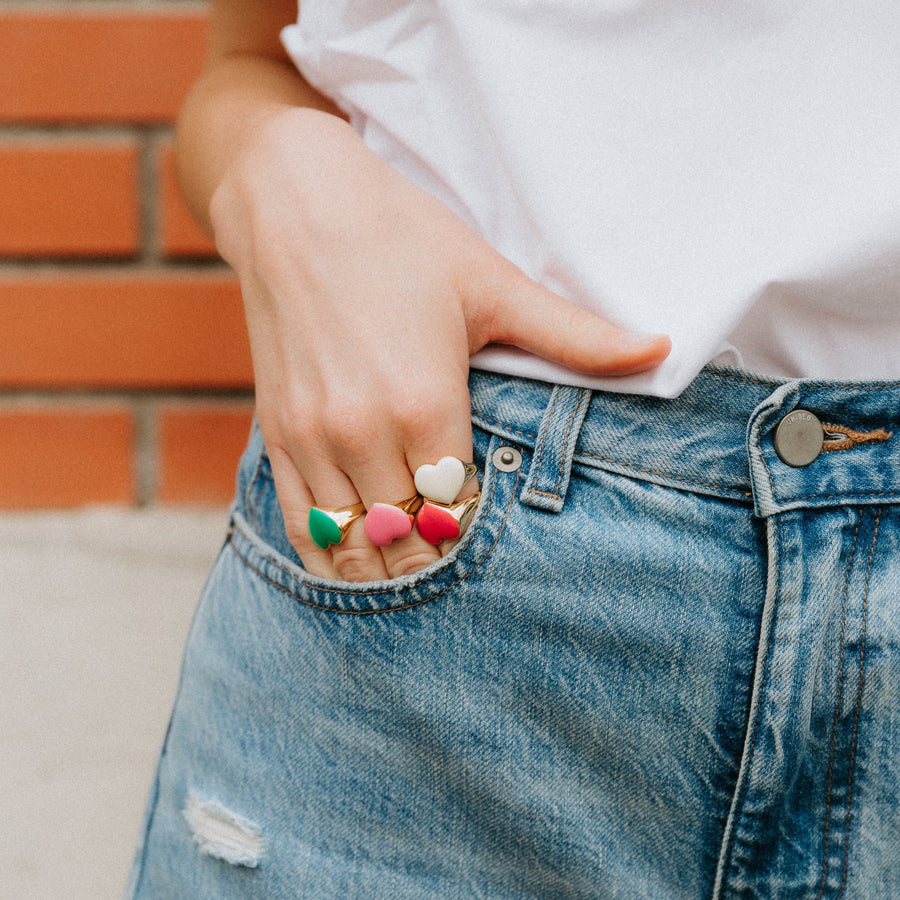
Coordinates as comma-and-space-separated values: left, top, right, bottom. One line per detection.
308, 502, 366, 549
309, 458, 479, 551
413, 457, 477, 505
364, 495, 424, 547
416, 493, 481, 545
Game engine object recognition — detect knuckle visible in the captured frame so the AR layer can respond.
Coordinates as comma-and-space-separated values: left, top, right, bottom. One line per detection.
321, 401, 377, 456
394, 386, 461, 440
258, 401, 320, 455
331, 544, 379, 583
390, 550, 440, 578
283, 513, 312, 554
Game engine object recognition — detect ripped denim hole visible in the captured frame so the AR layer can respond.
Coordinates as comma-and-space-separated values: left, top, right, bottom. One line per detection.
183, 792, 264, 868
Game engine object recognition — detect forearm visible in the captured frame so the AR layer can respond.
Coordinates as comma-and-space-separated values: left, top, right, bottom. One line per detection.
175, 17, 345, 235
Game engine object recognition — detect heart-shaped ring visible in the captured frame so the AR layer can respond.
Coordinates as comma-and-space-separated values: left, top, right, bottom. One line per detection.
364, 495, 424, 547
416, 493, 481, 545
413, 457, 477, 505
308, 502, 366, 549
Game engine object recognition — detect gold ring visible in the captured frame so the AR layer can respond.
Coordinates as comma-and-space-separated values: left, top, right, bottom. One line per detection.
416, 493, 481, 545
308, 502, 366, 549
413, 457, 478, 505
363, 495, 423, 547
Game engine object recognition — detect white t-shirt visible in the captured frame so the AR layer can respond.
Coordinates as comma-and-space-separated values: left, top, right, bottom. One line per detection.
282, 2, 900, 398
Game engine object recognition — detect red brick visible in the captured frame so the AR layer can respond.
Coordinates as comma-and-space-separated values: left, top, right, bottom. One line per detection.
0, 9, 207, 123
0, 406, 134, 508
158, 141, 218, 258
0, 274, 253, 389
0, 140, 139, 257
158, 404, 254, 505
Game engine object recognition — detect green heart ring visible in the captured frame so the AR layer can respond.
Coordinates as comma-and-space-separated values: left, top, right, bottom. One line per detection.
308, 502, 366, 549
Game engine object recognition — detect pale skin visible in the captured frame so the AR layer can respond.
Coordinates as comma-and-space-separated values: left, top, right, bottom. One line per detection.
177, 0, 672, 583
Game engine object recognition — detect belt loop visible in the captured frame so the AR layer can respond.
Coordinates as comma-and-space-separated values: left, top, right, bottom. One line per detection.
520, 385, 592, 513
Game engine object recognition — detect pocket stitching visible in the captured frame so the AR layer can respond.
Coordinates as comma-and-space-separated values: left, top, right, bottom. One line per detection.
229, 457, 521, 614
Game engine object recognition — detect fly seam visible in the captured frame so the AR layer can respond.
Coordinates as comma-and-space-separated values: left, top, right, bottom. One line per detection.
816, 517, 862, 900
839, 509, 881, 898
719, 516, 783, 895
822, 424, 893, 453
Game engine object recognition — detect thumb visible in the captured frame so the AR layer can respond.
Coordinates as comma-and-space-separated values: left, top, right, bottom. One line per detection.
467, 267, 670, 377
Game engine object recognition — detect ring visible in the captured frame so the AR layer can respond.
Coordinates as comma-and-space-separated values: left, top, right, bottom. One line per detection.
413, 457, 478, 505
416, 493, 481, 545
308, 502, 366, 549
364, 495, 424, 547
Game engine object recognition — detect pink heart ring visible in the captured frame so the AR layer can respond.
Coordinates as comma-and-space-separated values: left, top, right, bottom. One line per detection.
364, 495, 424, 547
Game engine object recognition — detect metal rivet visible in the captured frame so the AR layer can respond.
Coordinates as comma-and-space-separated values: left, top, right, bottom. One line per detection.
774, 409, 824, 467
492, 446, 522, 472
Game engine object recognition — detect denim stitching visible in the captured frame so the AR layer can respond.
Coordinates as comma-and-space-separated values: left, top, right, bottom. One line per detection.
549, 389, 580, 500
776, 489, 900, 505
478, 411, 753, 497
527, 388, 588, 501
234, 452, 505, 598
471, 413, 538, 442
839, 509, 880, 898
820, 424, 893, 453
578, 452, 753, 498
230, 462, 520, 614
756, 404, 899, 507
707, 368, 784, 387
719, 515, 783, 895
527, 387, 561, 499
753, 414, 900, 505
245, 442, 269, 534
758, 412, 782, 509
817, 517, 862, 900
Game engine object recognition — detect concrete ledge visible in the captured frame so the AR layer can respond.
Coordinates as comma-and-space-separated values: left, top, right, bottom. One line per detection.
1, 507, 227, 900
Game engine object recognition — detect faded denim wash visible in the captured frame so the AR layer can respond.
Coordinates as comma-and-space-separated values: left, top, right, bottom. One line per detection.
128, 367, 900, 899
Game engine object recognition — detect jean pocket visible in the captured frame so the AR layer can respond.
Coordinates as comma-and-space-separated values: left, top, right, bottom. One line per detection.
227, 431, 524, 614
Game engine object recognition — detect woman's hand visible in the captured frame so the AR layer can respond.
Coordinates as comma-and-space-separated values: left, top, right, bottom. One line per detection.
210, 108, 670, 583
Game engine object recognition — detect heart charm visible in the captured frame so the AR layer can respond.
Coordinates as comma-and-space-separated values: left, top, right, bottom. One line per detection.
416, 503, 461, 544
416, 493, 481, 545
414, 457, 476, 505
365, 502, 415, 547
308, 503, 365, 549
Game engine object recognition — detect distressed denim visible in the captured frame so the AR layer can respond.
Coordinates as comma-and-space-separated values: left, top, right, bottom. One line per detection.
127, 367, 900, 899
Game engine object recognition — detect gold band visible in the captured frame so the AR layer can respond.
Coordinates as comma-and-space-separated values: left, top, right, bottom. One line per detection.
308, 502, 366, 549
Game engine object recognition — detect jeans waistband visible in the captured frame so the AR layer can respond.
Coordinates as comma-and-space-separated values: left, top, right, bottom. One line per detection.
468, 367, 900, 518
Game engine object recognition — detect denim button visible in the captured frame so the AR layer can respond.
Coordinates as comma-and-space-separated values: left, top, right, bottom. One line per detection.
773, 409, 824, 467
492, 446, 522, 472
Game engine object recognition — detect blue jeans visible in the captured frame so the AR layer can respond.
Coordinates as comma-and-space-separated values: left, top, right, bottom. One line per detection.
127, 367, 900, 899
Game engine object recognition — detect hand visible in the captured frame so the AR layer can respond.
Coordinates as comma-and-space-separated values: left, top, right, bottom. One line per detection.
211, 108, 670, 582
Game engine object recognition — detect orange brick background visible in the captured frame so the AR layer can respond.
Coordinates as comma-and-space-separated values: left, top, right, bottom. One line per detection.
0, 3, 254, 508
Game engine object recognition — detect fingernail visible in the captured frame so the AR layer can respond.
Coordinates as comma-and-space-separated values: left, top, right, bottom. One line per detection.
618, 331, 668, 348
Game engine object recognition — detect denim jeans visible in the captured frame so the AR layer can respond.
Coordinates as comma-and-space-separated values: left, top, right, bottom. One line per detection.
127, 367, 900, 899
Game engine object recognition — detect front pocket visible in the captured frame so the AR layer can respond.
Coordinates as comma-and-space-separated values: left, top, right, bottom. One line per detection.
228, 433, 524, 614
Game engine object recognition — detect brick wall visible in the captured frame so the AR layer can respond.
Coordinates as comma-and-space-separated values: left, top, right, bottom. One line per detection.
0, 2, 255, 508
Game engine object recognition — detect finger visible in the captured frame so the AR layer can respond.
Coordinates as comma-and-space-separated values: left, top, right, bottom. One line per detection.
403, 390, 477, 558
430, 474, 481, 556
352, 448, 442, 579
467, 261, 671, 376
348, 382, 474, 577
273, 437, 390, 583
342, 419, 446, 578
266, 443, 339, 580
309, 480, 390, 585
